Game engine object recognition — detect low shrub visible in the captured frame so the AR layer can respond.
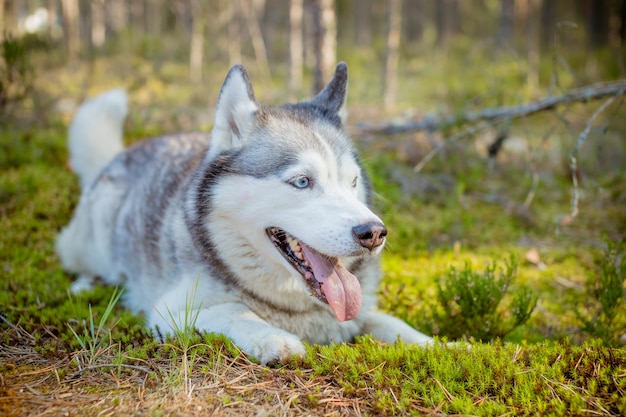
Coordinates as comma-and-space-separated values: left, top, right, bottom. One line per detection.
579, 240, 626, 346
430, 256, 538, 341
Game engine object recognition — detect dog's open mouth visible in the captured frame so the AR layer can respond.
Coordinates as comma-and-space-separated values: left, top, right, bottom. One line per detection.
266, 227, 362, 322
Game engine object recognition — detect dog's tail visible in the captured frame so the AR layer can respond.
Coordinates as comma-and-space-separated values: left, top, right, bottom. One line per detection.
68, 89, 128, 189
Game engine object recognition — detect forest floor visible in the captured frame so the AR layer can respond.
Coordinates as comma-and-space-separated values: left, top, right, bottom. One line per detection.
1, 45, 626, 415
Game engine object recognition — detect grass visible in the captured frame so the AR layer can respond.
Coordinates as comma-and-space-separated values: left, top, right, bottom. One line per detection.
1, 35, 626, 415
67, 287, 123, 367
156, 279, 204, 396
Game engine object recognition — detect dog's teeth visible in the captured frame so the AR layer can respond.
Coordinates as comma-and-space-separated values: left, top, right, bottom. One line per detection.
295, 251, 304, 260
288, 238, 300, 252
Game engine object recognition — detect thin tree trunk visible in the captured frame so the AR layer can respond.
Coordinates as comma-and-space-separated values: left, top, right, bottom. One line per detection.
46, 0, 57, 41
145, 0, 161, 34
91, 0, 105, 48
311, 0, 336, 93
61, 0, 80, 57
227, 1, 241, 66
0, 0, 5, 42
238, 0, 270, 79
526, 0, 540, 93
404, 0, 423, 44
3, 0, 18, 38
289, 0, 303, 94
435, 0, 446, 46
587, 0, 610, 49
621, 0, 626, 45
354, 0, 371, 46
383, 0, 402, 108
189, 0, 204, 83
107, 0, 128, 37
129, 0, 148, 34
498, 0, 515, 44
539, 0, 554, 47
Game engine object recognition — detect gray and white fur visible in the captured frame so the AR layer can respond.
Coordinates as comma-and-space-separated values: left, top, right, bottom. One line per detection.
57, 63, 432, 364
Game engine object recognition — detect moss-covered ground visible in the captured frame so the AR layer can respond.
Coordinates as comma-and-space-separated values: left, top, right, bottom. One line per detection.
1, 36, 625, 415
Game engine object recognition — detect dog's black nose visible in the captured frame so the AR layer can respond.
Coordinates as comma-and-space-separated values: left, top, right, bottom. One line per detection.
352, 223, 387, 250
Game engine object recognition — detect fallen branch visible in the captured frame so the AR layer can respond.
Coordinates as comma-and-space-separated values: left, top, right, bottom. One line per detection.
358, 80, 626, 135
568, 95, 618, 218
68, 363, 156, 380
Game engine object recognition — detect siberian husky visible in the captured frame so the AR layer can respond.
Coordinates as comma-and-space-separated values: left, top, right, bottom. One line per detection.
57, 63, 432, 364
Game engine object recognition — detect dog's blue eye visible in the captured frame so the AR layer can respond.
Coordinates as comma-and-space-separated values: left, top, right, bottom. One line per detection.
291, 176, 310, 189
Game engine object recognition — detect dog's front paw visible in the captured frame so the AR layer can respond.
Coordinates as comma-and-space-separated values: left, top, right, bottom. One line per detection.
245, 332, 306, 365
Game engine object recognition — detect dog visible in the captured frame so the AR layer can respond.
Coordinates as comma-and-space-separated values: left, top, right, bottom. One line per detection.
57, 63, 433, 364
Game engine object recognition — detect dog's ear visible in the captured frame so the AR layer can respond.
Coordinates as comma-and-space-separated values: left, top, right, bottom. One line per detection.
309, 62, 348, 124
208, 65, 259, 161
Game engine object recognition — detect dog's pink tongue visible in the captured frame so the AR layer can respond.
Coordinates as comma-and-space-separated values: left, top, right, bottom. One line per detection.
301, 244, 362, 322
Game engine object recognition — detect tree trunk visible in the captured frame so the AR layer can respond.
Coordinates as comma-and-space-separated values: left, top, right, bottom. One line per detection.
227, 1, 241, 66
0, 0, 5, 42
435, 0, 445, 46
311, 0, 336, 93
129, 0, 149, 34
587, 0, 610, 49
526, 0, 540, 92
238, 0, 270, 79
436, 0, 459, 46
91, 0, 105, 48
45, 0, 57, 42
4, 0, 18, 38
144, 0, 162, 35
497, 0, 515, 44
61, 0, 80, 57
107, 0, 128, 37
189, 0, 204, 83
354, 0, 371, 47
539, 0, 553, 47
621, 0, 626, 45
403, 0, 423, 44
289, 0, 304, 94
383, 0, 402, 108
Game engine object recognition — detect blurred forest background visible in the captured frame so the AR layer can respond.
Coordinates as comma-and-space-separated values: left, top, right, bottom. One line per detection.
2, 0, 626, 184
2, 0, 625, 113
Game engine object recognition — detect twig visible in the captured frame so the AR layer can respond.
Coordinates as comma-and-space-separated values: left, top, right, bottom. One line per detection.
0, 311, 36, 342
68, 363, 155, 380
523, 171, 539, 210
358, 80, 626, 135
523, 126, 555, 210
568, 95, 617, 218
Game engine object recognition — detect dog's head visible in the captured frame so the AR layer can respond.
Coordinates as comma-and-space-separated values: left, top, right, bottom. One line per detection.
198, 64, 386, 322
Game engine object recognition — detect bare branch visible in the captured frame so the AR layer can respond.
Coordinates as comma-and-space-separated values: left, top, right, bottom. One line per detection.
568, 95, 618, 218
414, 121, 493, 172
358, 80, 626, 135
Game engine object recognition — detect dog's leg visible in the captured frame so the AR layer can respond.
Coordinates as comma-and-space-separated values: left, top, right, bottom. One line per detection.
57, 207, 99, 292
361, 311, 433, 345
150, 302, 306, 365
69, 275, 96, 293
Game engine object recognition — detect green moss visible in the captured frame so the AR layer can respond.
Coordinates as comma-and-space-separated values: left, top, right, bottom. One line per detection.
298, 338, 626, 415
2, 44, 625, 415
